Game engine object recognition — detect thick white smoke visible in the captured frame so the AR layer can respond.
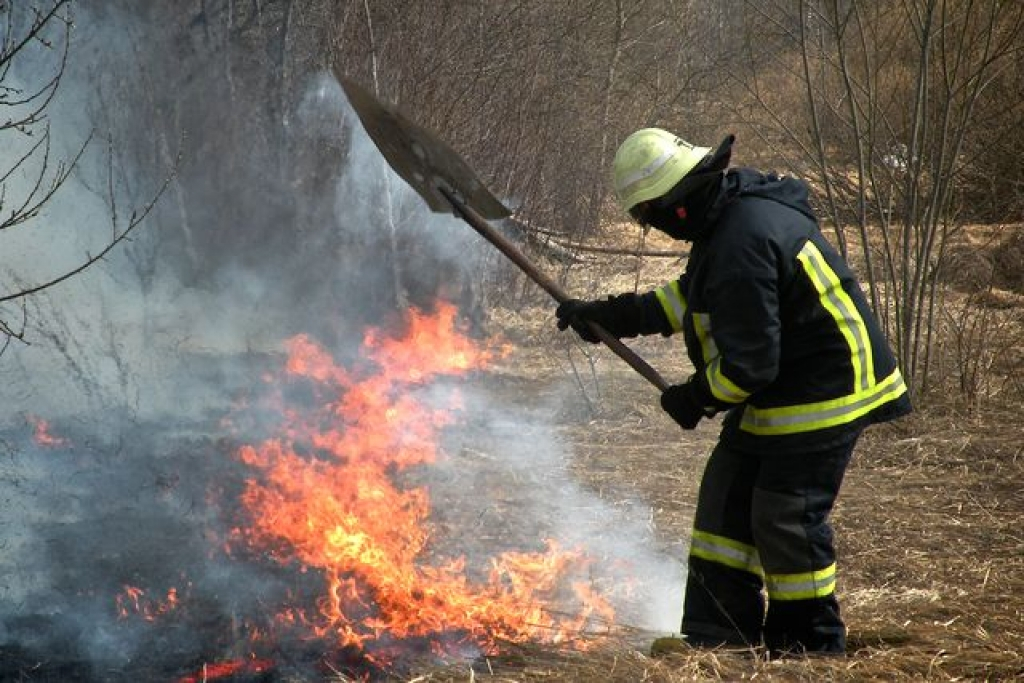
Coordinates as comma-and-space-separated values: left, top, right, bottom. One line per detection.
0, 3, 682, 678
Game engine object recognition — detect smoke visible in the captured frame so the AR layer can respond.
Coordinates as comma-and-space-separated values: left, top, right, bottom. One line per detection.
432, 383, 684, 632
0, 2, 682, 678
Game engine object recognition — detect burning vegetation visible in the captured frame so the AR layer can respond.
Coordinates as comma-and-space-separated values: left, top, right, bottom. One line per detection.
224, 302, 614, 671
4, 3, 1022, 682
2, 303, 628, 682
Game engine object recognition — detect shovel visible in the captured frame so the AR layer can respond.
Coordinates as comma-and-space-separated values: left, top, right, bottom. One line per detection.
337, 72, 669, 392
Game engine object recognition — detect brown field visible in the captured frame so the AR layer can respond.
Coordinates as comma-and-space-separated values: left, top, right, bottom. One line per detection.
398, 224, 1024, 682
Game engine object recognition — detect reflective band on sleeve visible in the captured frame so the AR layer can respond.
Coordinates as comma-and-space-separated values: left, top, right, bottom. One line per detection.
765, 563, 837, 601
655, 281, 687, 332
741, 367, 907, 435
693, 313, 751, 404
692, 313, 717, 362
796, 241, 874, 392
689, 529, 764, 577
707, 357, 751, 403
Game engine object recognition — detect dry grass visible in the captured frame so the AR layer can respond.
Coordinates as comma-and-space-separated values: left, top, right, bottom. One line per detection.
393, 378, 1024, 681
387, 226, 1024, 682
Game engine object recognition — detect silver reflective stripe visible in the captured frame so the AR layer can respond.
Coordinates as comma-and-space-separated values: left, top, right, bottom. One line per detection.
690, 530, 763, 576
766, 564, 837, 600
656, 282, 686, 332
707, 357, 750, 403
692, 313, 750, 403
797, 242, 873, 392
693, 312, 717, 361
617, 148, 675, 194
741, 368, 906, 434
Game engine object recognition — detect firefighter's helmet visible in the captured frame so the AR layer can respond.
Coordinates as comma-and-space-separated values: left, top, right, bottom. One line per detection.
612, 128, 710, 212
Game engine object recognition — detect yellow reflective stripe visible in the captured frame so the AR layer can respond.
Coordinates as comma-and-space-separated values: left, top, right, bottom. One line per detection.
796, 242, 873, 392
706, 357, 751, 404
655, 281, 687, 332
692, 313, 717, 362
765, 563, 837, 601
690, 529, 764, 577
692, 313, 751, 404
740, 368, 907, 435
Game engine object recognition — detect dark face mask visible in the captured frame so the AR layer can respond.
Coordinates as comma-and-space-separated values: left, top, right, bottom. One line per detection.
628, 134, 735, 241
630, 171, 724, 241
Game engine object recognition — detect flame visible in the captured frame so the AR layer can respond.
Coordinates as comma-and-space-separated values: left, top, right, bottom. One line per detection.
28, 415, 68, 447
116, 585, 181, 621
177, 657, 274, 683
232, 302, 613, 660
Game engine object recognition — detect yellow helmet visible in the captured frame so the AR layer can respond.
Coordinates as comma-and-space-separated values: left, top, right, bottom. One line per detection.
613, 128, 711, 212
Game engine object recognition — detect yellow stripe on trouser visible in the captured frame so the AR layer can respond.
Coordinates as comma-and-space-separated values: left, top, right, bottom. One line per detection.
691, 531, 837, 601
765, 563, 837, 601
689, 529, 764, 577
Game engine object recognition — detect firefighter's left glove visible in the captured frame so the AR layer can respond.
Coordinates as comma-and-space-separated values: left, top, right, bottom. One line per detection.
660, 382, 713, 430
555, 299, 605, 343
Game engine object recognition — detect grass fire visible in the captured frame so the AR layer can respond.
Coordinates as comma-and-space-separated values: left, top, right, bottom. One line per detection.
83, 302, 619, 680
225, 302, 615, 671
2, 3, 1022, 682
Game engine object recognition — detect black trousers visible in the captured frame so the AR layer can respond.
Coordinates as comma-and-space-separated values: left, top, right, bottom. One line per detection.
680, 438, 856, 654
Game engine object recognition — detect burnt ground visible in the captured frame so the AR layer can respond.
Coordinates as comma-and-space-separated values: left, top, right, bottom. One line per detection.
402, 227, 1024, 682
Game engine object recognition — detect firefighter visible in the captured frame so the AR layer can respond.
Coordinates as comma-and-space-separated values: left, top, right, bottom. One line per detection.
555, 128, 912, 656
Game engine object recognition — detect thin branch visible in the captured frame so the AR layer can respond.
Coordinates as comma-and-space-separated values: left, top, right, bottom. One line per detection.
0, 2, 71, 132
0, 128, 91, 232
0, 145, 180, 305
0, 0, 71, 70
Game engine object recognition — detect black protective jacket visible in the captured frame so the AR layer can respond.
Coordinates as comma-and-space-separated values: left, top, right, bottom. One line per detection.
627, 168, 911, 453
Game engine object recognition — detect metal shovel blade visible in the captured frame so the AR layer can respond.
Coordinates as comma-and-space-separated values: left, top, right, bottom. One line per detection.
334, 71, 668, 392
337, 72, 510, 220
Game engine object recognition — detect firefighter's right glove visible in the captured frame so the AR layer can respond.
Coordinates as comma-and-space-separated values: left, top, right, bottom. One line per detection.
555, 299, 605, 343
556, 294, 650, 343
660, 382, 710, 430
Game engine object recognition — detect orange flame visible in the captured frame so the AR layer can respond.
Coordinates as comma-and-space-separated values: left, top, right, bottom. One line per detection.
177, 657, 274, 683
28, 415, 68, 447
116, 585, 181, 621
232, 302, 613, 658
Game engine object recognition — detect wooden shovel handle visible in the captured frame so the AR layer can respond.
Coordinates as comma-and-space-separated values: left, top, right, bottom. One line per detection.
439, 187, 670, 392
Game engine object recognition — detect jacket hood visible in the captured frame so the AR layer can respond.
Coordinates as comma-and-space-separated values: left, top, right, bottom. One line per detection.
679, 168, 816, 243
649, 160, 817, 243
727, 167, 817, 222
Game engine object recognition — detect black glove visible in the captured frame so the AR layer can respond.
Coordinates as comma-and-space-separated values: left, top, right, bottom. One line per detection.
660, 381, 714, 430
555, 294, 652, 343
556, 299, 603, 342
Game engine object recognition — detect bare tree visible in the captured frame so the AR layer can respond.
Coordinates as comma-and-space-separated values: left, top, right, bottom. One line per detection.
327, 0, 732, 310
0, 0, 171, 355
730, 0, 1024, 398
